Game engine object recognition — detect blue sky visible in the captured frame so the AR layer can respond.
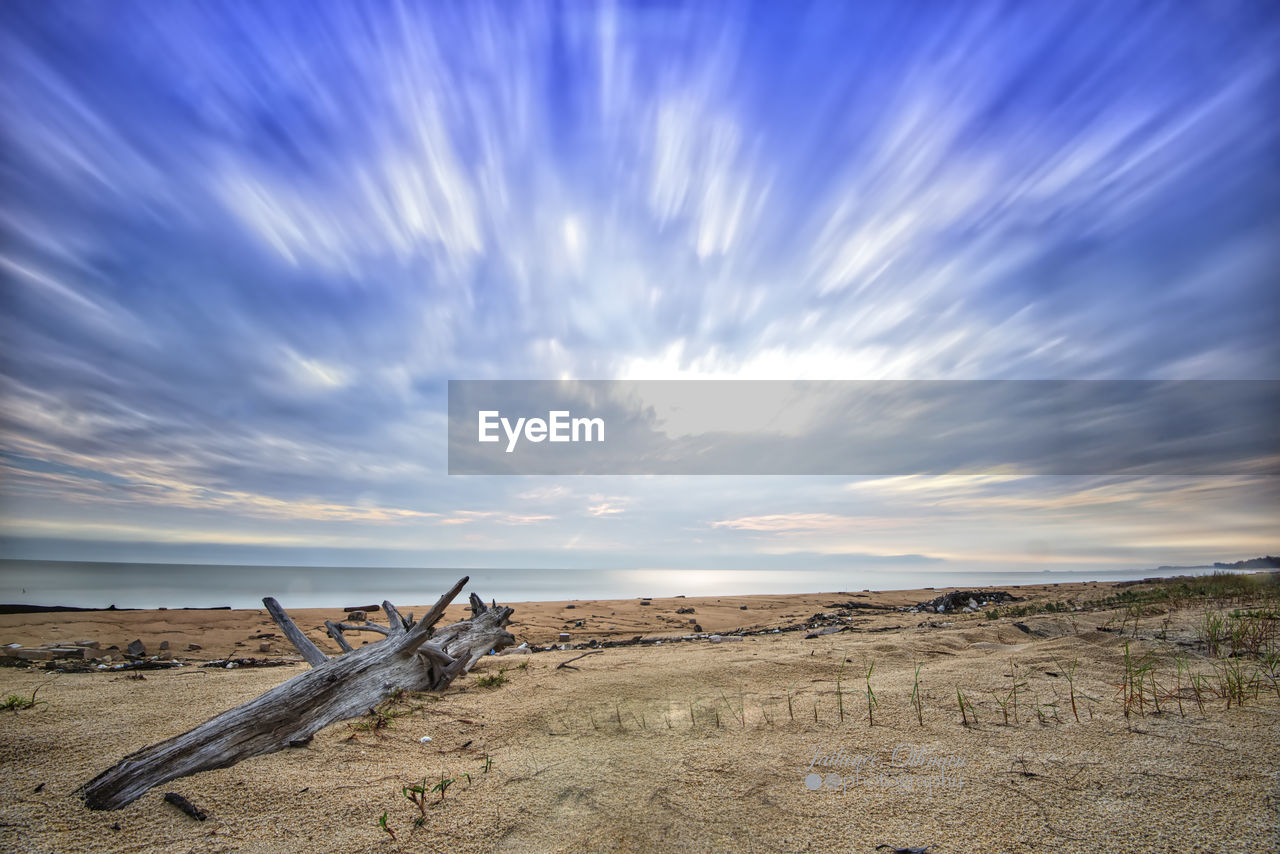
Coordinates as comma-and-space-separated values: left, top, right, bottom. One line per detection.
1, 1, 1276, 578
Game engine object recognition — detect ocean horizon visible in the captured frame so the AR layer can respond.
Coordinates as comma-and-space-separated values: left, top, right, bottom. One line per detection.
0, 559, 1256, 610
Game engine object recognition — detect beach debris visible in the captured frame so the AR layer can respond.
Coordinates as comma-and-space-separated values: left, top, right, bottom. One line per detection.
126, 640, 145, 658
344, 604, 380, 613
94, 660, 182, 672
558, 632, 571, 642
5, 648, 58, 661
419, 735, 432, 743
345, 610, 367, 622
75, 640, 99, 649
676, 607, 695, 614
823, 599, 899, 612
709, 635, 744, 643
257, 641, 272, 653
874, 846, 933, 853
80, 577, 514, 811
163, 792, 207, 821
201, 657, 294, 668
186, 643, 201, 651
805, 626, 845, 639
913, 590, 1017, 614
498, 645, 531, 655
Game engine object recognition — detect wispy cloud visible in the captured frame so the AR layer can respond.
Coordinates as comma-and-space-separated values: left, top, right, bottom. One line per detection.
1, 1, 1275, 569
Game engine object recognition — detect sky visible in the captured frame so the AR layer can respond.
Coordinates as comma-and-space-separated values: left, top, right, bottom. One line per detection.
1, 1, 1277, 582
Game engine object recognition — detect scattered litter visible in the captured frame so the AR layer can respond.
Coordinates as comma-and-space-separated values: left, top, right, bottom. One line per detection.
419, 736, 432, 743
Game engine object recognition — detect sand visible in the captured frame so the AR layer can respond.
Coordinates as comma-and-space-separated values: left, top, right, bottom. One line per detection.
0, 579, 1276, 853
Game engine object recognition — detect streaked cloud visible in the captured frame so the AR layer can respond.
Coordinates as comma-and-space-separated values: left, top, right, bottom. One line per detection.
0, 1, 1275, 572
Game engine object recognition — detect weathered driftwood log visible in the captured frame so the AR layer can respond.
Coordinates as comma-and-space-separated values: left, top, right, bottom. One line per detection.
80, 577, 514, 810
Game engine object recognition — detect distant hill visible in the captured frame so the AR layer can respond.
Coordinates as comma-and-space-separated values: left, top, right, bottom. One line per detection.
1212, 556, 1280, 569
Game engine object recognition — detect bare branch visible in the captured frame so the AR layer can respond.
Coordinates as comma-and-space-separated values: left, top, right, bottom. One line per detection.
333, 621, 390, 636
382, 601, 408, 634
556, 650, 604, 670
402, 576, 470, 646
323, 620, 353, 653
262, 597, 327, 668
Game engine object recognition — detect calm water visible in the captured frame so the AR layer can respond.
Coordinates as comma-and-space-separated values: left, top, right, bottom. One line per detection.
0, 559, 1237, 610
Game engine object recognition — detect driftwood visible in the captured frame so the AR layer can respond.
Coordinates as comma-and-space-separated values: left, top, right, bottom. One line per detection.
80, 577, 513, 810
163, 792, 207, 821
556, 650, 604, 670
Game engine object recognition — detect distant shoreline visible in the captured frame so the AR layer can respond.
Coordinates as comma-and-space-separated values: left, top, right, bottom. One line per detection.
0, 604, 232, 615
1, 557, 1274, 611
1, 567, 1275, 618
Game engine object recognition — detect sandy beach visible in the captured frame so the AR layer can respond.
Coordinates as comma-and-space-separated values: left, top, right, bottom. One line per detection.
1, 574, 1277, 853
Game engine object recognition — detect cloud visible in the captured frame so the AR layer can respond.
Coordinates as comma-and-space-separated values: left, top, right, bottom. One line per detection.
0, 2, 1275, 567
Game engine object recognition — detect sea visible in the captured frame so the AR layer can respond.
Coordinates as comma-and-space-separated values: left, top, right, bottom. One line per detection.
0, 560, 1247, 610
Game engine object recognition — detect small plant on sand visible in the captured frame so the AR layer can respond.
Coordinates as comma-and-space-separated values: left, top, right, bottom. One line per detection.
956, 686, 977, 726
402, 778, 430, 826
863, 660, 878, 726
1172, 653, 1188, 718
431, 772, 455, 802
995, 661, 1028, 725
910, 662, 924, 727
1051, 655, 1080, 722
719, 691, 744, 727
1199, 611, 1227, 656
1191, 671, 1208, 714
475, 669, 508, 689
835, 659, 847, 723
0, 685, 46, 712
1118, 641, 1139, 718
785, 682, 797, 722
345, 711, 394, 739
378, 811, 396, 841
482, 754, 494, 774
1216, 656, 1255, 709
1123, 603, 1143, 637
1116, 641, 1159, 719
1263, 649, 1280, 701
